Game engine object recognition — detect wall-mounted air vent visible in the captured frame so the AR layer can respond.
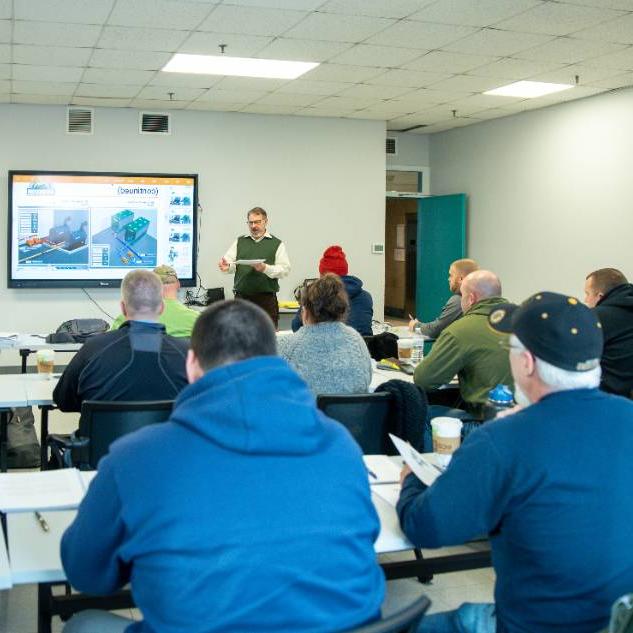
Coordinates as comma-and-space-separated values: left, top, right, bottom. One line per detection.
140, 112, 171, 135
66, 107, 93, 135
386, 137, 397, 155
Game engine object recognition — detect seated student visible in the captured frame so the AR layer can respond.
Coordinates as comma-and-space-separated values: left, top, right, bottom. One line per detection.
279, 274, 372, 395
584, 267, 633, 397
61, 299, 385, 633
110, 264, 198, 338
398, 292, 633, 633
292, 245, 373, 336
53, 269, 188, 413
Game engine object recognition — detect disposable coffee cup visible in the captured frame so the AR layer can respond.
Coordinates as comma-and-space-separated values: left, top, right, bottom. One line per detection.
397, 338, 413, 362
431, 417, 463, 467
36, 349, 55, 379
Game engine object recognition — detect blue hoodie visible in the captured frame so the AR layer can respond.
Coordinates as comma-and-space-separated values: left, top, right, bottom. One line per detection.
61, 356, 385, 633
292, 275, 373, 336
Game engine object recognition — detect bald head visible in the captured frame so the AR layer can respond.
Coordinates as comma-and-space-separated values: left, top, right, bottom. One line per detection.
460, 270, 502, 313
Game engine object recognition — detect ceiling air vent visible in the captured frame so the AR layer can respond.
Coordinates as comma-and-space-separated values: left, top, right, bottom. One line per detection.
140, 112, 171, 135
66, 107, 93, 135
386, 137, 397, 155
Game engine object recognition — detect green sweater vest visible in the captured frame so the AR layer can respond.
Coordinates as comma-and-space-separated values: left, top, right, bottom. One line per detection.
234, 235, 281, 294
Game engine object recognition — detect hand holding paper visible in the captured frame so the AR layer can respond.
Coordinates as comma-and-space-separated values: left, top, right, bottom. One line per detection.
389, 434, 443, 487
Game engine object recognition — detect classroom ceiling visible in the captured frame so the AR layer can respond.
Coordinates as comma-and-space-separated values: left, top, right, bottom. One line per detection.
2, 0, 633, 133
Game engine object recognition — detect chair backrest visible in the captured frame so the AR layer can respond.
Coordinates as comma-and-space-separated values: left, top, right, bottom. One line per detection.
316, 392, 393, 454
342, 594, 430, 633
78, 400, 174, 468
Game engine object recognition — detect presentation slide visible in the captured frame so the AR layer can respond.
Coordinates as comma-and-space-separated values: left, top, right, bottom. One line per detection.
9, 173, 197, 288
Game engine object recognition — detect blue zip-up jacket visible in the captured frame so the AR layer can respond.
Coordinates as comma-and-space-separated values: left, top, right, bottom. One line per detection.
292, 275, 373, 336
61, 356, 385, 633
397, 388, 633, 633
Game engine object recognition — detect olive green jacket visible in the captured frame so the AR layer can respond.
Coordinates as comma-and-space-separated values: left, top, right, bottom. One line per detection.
414, 297, 513, 413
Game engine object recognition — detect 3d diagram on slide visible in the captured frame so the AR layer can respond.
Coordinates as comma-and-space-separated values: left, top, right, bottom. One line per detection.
91, 208, 157, 268
18, 209, 90, 266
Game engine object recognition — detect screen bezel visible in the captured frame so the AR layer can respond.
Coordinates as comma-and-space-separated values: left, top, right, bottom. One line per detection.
7, 170, 199, 289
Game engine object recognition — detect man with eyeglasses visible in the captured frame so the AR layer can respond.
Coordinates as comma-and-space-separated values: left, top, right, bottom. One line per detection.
218, 207, 291, 327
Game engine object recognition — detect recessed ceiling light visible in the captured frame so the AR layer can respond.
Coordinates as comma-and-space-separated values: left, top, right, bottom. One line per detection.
162, 53, 318, 80
484, 80, 574, 98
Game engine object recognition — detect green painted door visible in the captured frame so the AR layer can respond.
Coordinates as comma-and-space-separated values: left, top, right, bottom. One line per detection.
415, 194, 467, 327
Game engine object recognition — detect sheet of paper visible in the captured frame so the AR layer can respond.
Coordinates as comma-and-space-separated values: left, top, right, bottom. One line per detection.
234, 259, 265, 266
364, 455, 402, 485
389, 434, 442, 487
0, 469, 85, 512
372, 483, 401, 507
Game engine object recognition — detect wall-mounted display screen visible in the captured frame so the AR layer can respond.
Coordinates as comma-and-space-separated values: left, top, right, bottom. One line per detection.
8, 171, 198, 288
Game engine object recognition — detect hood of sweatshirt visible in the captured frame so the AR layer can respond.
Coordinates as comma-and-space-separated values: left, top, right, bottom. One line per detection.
170, 355, 326, 456
343, 275, 364, 299
464, 296, 509, 317
597, 283, 633, 311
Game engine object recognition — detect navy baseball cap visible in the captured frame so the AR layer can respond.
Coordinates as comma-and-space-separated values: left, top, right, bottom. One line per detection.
488, 291, 603, 372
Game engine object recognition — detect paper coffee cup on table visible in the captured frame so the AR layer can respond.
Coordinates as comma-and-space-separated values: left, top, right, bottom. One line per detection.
36, 349, 55, 379
431, 417, 463, 467
397, 338, 413, 362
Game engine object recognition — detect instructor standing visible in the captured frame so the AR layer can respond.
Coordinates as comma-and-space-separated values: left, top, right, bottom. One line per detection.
218, 207, 290, 327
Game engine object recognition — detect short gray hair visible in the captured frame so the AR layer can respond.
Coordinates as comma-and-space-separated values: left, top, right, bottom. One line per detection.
121, 270, 163, 317
510, 335, 601, 392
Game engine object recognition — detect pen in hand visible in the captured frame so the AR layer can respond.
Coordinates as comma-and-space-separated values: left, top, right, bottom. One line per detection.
35, 511, 50, 533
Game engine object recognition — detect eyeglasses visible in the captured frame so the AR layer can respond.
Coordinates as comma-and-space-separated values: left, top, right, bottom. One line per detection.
247, 219, 264, 226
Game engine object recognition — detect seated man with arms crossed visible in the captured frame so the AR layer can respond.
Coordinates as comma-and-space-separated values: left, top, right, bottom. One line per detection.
61, 299, 385, 633
398, 292, 633, 633
110, 264, 199, 338
53, 269, 188, 413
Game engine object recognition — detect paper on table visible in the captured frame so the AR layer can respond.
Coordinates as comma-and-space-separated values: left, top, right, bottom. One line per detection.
364, 455, 402, 485
389, 434, 442, 487
0, 469, 92, 512
234, 259, 265, 266
372, 483, 401, 507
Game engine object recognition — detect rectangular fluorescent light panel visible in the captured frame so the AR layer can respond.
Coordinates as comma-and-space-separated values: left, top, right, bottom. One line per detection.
484, 80, 574, 98
162, 53, 318, 80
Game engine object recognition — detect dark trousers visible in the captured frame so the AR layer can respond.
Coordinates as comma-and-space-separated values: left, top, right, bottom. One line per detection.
234, 292, 279, 328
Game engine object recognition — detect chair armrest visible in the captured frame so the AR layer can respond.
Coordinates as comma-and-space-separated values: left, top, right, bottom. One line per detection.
47, 433, 89, 469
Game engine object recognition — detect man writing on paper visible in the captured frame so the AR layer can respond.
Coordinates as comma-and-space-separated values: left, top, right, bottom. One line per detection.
218, 207, 291, 327
61, 299, 384, 633
398, 292, 633, 633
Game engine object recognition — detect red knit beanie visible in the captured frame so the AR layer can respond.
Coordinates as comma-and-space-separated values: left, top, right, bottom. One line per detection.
319, 245, 348, 277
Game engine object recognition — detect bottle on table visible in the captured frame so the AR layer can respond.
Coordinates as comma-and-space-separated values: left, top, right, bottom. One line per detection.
411, 326, 424, 365
486, 384, 514, 418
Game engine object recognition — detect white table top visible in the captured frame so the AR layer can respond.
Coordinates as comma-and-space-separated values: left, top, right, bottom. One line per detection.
370, 366, 415, 392
0, 373, 57, 408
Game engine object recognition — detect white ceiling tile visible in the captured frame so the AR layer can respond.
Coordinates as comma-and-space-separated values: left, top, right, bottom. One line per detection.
222, 0, 323, 10
240, 103, 300, 114
425, 74, 504, 92
213, 75, 288, 90
328, 44, 424, 68
11, 94, 71, 104
320, 0, 435, 19
13, 45, 93, 66
300, 63, 386, 82
562, 0, 633, 8
13, 20, 102, 47
12, 64, 85, 82
129, 98, 188, 109
187, 101, 243, 111
366, 68, 453, 87
0, 19, 9, 43
0, 63, 8, 78
526, 64, 625, 84
0, 44, 8, 63
494, 3, 623, 36
198, 5, 306, 36
395, 87, 474, 105
527, 84, 605, 102
337, 83, 412, 99
408, 0, 544, 28
90, 49, 172, 70
12, 80, 76, 95
311, 95, 368, 109
195, 88, 267, 102
445, 93, 526, 114
574, 14, 633, 44
367, 20, 477, 50
254, 37, 351, 62
136, 85, 205, 100
514, 37, 627, 64
179, 32, 273, 56
443, 28, 555, 56
283, 12, 395, 43
403, 50, 501, 73
275, 79, 349, 95
76, 83, 142, 97
467, 107, 515, 120
466, 57, 566, 80
72, 96, 132, 107
346, 110, 390, 120
84, 67, 157, 85
255, 91, 321, 106
386, 115, 431, 131
353, 100, 417, 115
295, 105, 355, 116
0, 0, 9, 19
582, 47, 633, 70
15, 0, 115, 24
586, 71, 633, 88
150, 71, 222, 88
98, 26, 189, 52
108, 0, 214, 30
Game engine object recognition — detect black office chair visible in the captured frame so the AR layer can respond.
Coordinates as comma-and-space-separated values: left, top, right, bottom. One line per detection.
47, 400, 174, 469
343, 594, 431, 633
317, 392, 393, 454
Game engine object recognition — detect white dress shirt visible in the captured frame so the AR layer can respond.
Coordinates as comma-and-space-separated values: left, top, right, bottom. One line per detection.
222, 232, 291, 280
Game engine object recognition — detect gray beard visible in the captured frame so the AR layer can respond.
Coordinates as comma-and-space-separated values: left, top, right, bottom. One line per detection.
514, 383, 532, 408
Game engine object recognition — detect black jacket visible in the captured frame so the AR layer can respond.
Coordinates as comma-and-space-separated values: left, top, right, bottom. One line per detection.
595, 283, 633, 397
53, 320, 189, 412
